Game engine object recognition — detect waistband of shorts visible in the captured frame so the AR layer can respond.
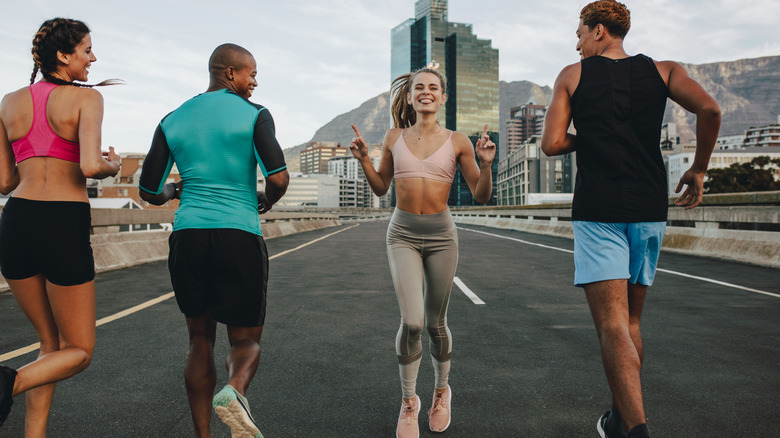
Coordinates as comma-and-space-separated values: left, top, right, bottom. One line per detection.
389, 207, 455, 235
4, 197, 91, 213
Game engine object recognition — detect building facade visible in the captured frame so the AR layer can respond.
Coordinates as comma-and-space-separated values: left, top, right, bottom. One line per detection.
391, 0, 500, 206
300, 141, 348, 175
506, 104, 546, 155
497, 136, 576, 206
743, 118, 780, 148
665, 147, 780, 196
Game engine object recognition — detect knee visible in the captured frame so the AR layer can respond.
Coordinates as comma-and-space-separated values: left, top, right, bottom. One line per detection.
73, 347, 93, 373
401, 321, 424, 340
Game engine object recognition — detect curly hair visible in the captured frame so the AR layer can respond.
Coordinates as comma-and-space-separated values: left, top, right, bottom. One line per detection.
580, 0, 631, 40
390, 67, 447, 129
30, 18, 119, 87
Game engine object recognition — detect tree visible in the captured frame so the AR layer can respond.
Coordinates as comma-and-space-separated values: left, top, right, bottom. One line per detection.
704, 156, 780, 193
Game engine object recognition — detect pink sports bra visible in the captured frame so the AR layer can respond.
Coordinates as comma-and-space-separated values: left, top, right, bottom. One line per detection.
392, 130, 456, 183
11, 81, 80, 164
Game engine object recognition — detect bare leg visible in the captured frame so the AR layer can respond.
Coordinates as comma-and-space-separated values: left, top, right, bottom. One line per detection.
225, 325, 263, 396
184, 312, 217, 438
584, 279, 646, 430
9, 276, 96, 438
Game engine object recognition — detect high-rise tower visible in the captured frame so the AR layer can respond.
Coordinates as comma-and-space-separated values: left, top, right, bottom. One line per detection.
391, 0, 499, 205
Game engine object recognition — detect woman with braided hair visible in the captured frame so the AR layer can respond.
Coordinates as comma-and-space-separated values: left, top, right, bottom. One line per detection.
0, 18, 121, 433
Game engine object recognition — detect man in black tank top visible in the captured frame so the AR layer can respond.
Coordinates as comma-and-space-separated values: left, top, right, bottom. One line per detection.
541, 2, 721, 438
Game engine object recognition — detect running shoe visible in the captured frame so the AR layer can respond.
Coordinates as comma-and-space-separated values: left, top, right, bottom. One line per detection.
428, 385, 451, 432
212, 385, 263, 438
396, 395, 420, 438
0, 365, 17, 426
597, 409, 627, 438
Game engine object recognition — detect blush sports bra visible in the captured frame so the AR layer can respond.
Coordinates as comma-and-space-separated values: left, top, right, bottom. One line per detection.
392, 130, 456, 183
11, 81, 80, 164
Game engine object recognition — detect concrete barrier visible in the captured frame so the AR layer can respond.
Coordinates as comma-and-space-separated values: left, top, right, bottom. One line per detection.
0, 215, 341, 292
451, 191, 780, 269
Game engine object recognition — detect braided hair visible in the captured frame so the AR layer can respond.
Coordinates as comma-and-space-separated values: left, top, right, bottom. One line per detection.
390, 67, 447, 129
30, 18, 120, 87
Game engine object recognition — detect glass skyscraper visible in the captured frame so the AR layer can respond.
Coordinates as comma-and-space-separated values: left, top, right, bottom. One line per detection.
391, 0, 499, 205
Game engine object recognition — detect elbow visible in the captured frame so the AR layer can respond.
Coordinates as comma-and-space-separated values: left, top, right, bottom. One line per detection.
540, 137, 559, 157
0, 176, 18, 195
80, 162, 103, 179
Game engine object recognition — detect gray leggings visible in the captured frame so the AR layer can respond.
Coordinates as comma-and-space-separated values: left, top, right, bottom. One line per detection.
386, 208, 458, 399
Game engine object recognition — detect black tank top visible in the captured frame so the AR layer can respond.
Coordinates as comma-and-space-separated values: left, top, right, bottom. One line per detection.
571, 54, 669, 222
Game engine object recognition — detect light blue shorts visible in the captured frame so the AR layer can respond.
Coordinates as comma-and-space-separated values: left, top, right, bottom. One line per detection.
572, 221, 666, 287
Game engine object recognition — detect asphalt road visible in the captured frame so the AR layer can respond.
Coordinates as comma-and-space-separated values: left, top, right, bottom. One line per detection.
1, 221, 778, 437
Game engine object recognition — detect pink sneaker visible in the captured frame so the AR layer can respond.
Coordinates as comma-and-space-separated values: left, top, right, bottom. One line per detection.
396, 395, 420, 438
428, 386, 451, 432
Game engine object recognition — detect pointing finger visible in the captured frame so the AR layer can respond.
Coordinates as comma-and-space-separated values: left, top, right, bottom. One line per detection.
482, 124, 488, 138
351, 124, 362, 138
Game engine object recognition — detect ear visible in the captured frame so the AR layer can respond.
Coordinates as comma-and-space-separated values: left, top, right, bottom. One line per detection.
225, 66, 235, 81
441, 93, 447, 104
406, 92, 412, 105
595, 24, 605, 40
56, 50, 70, 65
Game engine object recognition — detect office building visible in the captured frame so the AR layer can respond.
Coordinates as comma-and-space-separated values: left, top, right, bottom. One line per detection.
300, 141, 348, 175
497, 136, 576, 206
506, 104, 546, 155
391, 0, 500, 205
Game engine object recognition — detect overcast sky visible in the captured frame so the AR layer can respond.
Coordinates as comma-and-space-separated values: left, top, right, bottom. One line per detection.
1, 0, 778, 153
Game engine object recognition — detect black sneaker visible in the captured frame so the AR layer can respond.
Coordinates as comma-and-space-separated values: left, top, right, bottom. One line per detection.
0, 365, 17, 426
597, 409, 627, 438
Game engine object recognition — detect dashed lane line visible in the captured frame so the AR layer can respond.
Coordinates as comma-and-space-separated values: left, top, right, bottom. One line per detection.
0, 224, 361, 361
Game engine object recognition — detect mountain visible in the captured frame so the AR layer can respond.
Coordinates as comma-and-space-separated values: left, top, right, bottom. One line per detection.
283, 92, 391, 172
284, 55, 780, 169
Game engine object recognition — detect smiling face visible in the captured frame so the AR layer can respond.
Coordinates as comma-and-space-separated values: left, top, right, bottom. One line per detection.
60, 33, 96, 82
232, 53, 258, 98
407, 71, 446, 114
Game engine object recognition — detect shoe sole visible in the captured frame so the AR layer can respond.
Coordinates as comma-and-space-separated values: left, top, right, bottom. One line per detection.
215, 399, 262, 438
596, 415, 607, 438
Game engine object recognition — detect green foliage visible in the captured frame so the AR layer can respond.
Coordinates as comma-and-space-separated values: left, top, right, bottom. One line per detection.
704, 156, 780, 193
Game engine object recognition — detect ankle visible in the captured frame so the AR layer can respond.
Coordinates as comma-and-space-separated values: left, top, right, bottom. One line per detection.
627, 423, 650, 438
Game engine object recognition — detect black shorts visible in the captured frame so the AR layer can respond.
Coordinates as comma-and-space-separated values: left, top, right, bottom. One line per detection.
168, 228, 269, 327
0, 197, 95, 286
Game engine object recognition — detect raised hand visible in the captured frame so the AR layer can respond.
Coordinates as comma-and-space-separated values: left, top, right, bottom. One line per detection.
349, 124, 369, 160
475, 124, 496, 163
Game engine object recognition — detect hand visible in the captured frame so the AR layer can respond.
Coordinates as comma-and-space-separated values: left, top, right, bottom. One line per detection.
349, 124, 369, 160
171, 180, 183, 200
257, 191, 273, 214
475, 124, 496, 164
103, 146, 121, 176
674, 168, 705, 209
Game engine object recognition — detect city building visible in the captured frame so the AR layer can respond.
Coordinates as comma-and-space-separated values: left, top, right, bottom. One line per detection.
716, 133, 747, 150
497, 136, 576, 206
300, 141, 348, 175
277, 173, 340, 207
96, 153, 181, 210
506, 104, 546, 155
391, 0, 499, 206
665, 147, 780, 196
328, 152, 391, 208
743, 117, 780, 148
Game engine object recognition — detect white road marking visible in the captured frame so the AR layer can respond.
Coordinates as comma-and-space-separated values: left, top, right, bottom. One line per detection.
1, 224, 361, 361
458, 226, 779, 299
453, 276, 486, 305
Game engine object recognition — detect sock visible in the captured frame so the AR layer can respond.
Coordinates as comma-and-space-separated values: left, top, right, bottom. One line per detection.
606, 405, 626, 436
